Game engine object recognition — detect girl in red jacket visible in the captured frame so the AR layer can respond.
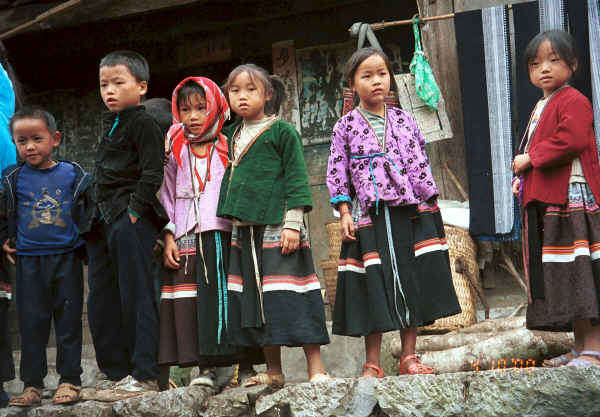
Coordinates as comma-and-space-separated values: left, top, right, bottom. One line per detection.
512, 30, 600, 368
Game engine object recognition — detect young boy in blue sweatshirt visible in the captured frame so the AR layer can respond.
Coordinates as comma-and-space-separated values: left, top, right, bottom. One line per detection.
0, 106, 90, 407
85, 50, 167, 400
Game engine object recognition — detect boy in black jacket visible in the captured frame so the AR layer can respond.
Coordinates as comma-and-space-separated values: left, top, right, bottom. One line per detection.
0, 106, 90, 406
85, 50, 167, 401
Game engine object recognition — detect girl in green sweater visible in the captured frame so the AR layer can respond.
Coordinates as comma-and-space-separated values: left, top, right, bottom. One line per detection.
217, 64, 330, 387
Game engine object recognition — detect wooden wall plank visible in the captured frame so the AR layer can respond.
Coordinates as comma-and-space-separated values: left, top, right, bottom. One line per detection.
416, 0, 468, 201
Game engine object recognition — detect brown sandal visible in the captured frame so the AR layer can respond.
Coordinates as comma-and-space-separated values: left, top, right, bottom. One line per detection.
242, 372, 285, 389
53, 383, 80, 405
8, 386, 41, 407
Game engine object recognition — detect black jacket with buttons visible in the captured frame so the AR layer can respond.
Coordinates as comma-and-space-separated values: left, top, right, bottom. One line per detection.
93, 105, 168, 229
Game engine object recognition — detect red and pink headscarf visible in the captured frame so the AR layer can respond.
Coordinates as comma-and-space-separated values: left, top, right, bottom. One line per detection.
167, 76, 230, 168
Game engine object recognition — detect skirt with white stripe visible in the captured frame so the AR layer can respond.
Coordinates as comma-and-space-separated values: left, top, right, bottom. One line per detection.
333, 201, 461, 336
226, 223, 330, 347
159, 231, 263, 367
526, 183, 600, 331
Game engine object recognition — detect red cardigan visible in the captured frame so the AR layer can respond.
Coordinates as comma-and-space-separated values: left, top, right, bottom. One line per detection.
522, 86, 600, 208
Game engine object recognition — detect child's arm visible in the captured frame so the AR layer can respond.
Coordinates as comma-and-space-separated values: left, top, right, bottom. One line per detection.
160, 153, 180, 269
528, 95, 593, 169
326, 118, 352, 208
129, 117, 165, 220
0, 64, 14, 122
327, 118, 356, 241
0, 188, 14, 264
279, 124, 312, 211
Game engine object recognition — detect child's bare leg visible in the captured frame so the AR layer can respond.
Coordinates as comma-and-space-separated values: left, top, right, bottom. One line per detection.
399, 327, 418, 361
303, 344, 326, 379
362, 333, 382, 377
575, 319, 600, 364
573, 320, 586, 352
264, 346, 283, 376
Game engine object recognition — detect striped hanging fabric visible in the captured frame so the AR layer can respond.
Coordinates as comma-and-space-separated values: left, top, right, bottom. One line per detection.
455, 5, 515, 236
539, 0, 567, 31
588, 0, 600, 148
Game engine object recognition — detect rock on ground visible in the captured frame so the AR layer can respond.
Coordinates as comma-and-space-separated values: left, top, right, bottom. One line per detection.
0, 367, 598, 417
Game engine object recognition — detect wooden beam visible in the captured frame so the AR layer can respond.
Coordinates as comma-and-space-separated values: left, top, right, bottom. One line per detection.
0, 0, 79, 40
0, 0, 208, 38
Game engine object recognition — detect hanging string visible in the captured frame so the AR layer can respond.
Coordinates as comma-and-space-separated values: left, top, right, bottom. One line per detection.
216, 231, 228, 344
108, 116, 119, 137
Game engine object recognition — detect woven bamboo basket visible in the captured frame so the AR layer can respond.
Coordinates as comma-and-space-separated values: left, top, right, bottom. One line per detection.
422, 224, 479, 333
325, 220, 342, 261
320, 259, 339, 307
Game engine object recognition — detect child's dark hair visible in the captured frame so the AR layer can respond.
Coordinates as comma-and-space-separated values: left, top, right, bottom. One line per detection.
9, 105, 57, 135
176, 80, 206, 110
144, 98, 172, 136
524, 30, 578, 73
344, 47, 393, 86
223, 64, 285, 116
344, 47, 394, 105
99, 50, 150, 83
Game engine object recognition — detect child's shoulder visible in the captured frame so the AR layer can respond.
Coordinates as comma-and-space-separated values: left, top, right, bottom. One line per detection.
557, 86, 592, 108
271, 119, 299, 135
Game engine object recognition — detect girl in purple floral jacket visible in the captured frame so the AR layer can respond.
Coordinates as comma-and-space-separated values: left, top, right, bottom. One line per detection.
327, 48, 460, 378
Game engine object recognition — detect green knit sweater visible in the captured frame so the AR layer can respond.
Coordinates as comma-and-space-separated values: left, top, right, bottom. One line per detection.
216, 119, 312, 225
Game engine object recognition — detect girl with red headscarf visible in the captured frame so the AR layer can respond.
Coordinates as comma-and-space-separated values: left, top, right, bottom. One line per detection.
158, 77, 262, 381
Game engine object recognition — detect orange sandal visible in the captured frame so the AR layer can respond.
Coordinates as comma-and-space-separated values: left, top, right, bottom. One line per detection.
361, 363, 384, 378
398, 355, 434, 375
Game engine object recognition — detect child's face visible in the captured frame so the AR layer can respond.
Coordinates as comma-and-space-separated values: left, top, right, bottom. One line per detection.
228, 71, 271, 121
179, 93, 207, 136
99, 64, 147, 112
351, 54, 390, 112
12, 118, 61, 169
528, 39, 575, 98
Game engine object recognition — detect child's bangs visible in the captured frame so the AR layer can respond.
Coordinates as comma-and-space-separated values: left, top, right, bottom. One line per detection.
177, 82, 206, 109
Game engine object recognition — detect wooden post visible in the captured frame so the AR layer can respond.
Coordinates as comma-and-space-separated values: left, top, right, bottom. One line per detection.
416, 0, 468, 201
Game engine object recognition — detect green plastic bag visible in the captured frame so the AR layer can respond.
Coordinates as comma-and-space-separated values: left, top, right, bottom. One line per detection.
409, 18, 440, 110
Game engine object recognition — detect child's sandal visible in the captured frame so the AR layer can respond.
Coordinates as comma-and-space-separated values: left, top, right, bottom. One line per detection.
361, 363, 384, 379
543, 349, 579, 368
8, 386, 41, 407
398, 354, 435, 375
309, 372, 331, 383
53, 383, 80, 405
242, 372, 285, 389
567, 350, 600, 368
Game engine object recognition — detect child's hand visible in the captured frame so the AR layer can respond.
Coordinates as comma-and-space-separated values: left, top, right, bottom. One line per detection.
2, 239, 15, 264
512, 154, 532, 175
163, 233, 180, 269
281, 228, 300, 255
340, 213, 356, 241
512, 177, 520, 197
129, 213, 138, 224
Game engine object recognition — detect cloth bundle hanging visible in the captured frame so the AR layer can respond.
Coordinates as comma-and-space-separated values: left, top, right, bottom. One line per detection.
409, 18, 440, 110
455, 6, 515, 237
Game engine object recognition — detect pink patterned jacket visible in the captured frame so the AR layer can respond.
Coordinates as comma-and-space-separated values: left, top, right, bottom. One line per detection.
327, 106, 438, 215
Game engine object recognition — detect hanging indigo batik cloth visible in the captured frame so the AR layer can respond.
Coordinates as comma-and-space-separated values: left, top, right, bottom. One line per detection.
455, 6, 515, 237
587, 0, 600, 147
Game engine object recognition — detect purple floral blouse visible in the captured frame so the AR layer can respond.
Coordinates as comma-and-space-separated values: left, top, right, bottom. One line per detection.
327, 106, 438, 214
